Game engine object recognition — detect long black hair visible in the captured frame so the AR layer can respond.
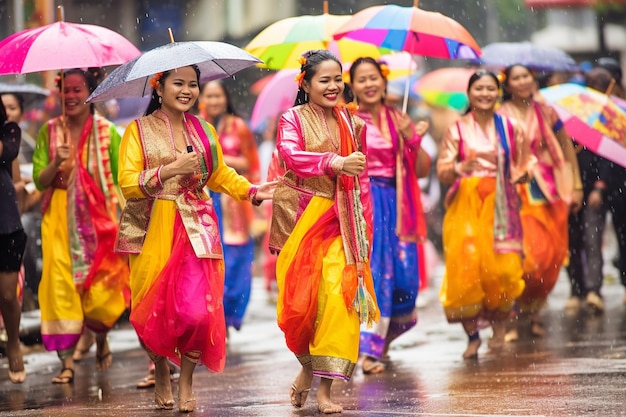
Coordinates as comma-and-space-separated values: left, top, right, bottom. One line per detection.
293, 50, 342, 106
145, 65, 201, 116
464, 69, 500, 114
501, 64, 534, 102
345, 56, 388, 104
56, 68, 102, 114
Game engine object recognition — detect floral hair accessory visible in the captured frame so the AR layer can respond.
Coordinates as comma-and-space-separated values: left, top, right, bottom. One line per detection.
298, 56, 307, 66
149, 72, 164, 89
295, 71, 306, 87
345, 101, 359, 115
497, 71, 506, 84
379, 64, 390, 79
54, 75, 61, 84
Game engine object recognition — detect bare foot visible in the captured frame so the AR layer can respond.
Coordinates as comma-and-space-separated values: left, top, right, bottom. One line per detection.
463, 338, 481, 360
154, 360, 174, 409
318, 402, 343, 414
7, 342, 25, 384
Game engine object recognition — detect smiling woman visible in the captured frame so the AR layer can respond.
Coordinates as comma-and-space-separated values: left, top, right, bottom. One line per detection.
437, 70, 534, 360
32, 68, 130, 385
116, 64, 276, 413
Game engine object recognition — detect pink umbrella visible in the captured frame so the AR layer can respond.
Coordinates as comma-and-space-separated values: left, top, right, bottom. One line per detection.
0, 8, 140, 75
250, 69, 299, 131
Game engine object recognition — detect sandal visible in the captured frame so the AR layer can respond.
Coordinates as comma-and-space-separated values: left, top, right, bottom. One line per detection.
289, 383, 311, 408
136, 368, 156, 389
51, 368, 74, 384
362, 357, 385, 375
95, 338, 112, 371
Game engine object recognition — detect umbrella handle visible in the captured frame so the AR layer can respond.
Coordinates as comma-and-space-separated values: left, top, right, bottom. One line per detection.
402, 76, 410, 114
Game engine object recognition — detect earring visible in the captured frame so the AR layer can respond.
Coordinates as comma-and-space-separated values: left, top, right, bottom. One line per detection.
158, 96, 162, 104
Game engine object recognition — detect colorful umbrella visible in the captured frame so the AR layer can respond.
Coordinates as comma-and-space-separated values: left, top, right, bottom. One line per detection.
478, 42, 578, 72
343, 51, 418, 81
414, 67, 476, 112
244, 1, 386, 70
332, 2, 481, 60
86, 41, 261, 103
0, 13, 140, 75
250, 69, 299, 131
540, 83, 626, 168
333, 1, 481, 112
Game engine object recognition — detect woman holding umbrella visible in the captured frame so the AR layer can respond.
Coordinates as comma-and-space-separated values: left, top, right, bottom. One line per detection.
269, 50, 378, 414
347, 57, 430, 374
33, 68, 130, 384
116, 64, 274, 412
198, 80, 260, 332
437, 70, 533, 359
498, 64, 583, 338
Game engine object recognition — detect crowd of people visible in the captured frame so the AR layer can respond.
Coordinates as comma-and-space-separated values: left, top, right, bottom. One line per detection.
0, 46, 624, 415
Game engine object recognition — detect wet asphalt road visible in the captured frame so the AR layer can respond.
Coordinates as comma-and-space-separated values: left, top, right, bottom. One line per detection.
1, 267, 626, 417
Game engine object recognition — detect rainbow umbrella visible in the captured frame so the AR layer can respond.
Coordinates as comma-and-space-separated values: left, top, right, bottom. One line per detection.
333, 2, 481, 60
540, 83, 626, 169
343, 51, 418, 82
414, 67, 475, 112
333, 1, 481, 112
244, 1, 386, 70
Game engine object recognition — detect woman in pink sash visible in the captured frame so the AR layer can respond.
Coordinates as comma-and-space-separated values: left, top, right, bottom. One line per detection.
116, 65, 274, 412
498, 64, 583, 339
437, 70, 533, 359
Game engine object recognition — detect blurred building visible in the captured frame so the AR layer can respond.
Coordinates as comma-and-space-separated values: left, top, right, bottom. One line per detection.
527, 0, 626, 66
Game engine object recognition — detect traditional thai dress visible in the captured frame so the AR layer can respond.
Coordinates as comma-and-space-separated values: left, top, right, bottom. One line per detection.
211, 115, 259, 330
270, 103, 378, 380
116, 110, 257, 371
356, 106, 427, 360
33, 114, 130, 353
437, 113, 531, 324
498, 101, 573, 314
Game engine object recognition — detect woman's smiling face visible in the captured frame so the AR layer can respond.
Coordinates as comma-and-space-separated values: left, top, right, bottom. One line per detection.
303, 59, 344, 110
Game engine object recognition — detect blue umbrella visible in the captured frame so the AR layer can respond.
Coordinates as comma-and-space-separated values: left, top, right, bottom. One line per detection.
478, 42, 578, 71
87, 41, 262, 103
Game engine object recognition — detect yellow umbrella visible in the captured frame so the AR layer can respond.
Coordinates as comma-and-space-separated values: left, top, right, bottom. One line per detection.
244, 1, 387, 70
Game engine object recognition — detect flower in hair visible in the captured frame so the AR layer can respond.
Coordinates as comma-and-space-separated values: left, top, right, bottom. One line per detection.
149, 72, 164, 89
54, 75, 61, 84
497, 71, 506, 84
295, 71, 306, 87
345, 101, 359, 115
298, 56, 307, 66
379, 64, 390, 79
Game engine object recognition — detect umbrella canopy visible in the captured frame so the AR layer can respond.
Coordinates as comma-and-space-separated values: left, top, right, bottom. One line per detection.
86, 41, 262, 103
479, 42, 578, 72
0, 21, 141, 75
332, 3, 481, 60
250, 69, 299, 131
244, 9, 386, 70
343, 52, 418, 81
540, 83, 626, 168
414, 67, 476, 112
0, 82, 50, 109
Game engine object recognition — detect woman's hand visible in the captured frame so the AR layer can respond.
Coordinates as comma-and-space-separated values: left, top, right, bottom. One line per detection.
254, 181, 278, 201
456, 159, 481, 176
54, 143, 70, 167
161, 152, 200, 180
415, 120, 429, 137
396, 112, 415, 139
342, 151, 366, 176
